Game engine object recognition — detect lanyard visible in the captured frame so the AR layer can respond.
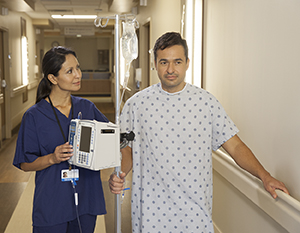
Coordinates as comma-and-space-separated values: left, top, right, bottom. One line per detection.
48, 95, 74, 143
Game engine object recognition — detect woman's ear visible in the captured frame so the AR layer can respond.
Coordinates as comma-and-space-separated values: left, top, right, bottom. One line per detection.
47, 74, 57, 85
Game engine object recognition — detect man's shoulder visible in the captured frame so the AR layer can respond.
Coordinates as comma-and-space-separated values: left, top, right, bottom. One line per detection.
128, 84, 158, 100
186, 83, 217, 99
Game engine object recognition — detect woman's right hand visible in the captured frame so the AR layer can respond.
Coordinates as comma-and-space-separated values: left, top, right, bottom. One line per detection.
50, 142, 74, 164
20, 142, 74, 172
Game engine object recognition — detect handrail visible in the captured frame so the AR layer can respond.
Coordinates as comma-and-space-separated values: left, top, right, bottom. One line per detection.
11, 84, 27, 98
276, 188, 300, 212
213, 149, 300, 233
11, 79, 39, 98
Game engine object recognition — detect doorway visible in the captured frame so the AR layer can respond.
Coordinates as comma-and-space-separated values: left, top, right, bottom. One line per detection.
140, 20, 151, 89
0, 28, 11, 145
0, 30, 6, 145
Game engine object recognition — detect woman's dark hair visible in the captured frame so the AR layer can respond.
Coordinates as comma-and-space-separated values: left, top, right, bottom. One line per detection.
153, 32, 189, 62
36, 46, 77, 103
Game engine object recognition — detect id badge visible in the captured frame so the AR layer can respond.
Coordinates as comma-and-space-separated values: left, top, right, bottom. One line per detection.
61, 169, 79, 182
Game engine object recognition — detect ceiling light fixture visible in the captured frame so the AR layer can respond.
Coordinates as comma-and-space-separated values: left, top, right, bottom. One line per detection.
51, 15, 97, 19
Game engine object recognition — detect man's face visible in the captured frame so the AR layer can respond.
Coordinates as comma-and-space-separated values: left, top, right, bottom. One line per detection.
155, 45, 190, 93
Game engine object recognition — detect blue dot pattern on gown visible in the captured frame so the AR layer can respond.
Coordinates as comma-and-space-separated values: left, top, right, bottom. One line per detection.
120, 83, 239, 233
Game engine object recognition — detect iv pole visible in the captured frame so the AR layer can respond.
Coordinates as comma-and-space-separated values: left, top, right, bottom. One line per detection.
94, 14, 136, 233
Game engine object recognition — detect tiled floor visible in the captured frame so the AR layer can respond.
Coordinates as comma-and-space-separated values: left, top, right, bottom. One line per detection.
0, 100, 132, 233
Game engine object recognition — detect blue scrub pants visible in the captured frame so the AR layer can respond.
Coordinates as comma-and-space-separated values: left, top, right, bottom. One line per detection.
33, 214, 97, 233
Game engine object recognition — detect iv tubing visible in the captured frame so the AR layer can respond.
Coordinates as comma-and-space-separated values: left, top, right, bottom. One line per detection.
119, 62, 131, 108
71, 179, 82, 233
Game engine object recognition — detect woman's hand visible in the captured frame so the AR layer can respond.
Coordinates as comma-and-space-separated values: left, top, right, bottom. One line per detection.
50, 142, 74, 164
20, 142, 74, 172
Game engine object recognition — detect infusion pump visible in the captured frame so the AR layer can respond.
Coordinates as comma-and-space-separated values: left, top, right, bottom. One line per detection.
68, 119, 120, 171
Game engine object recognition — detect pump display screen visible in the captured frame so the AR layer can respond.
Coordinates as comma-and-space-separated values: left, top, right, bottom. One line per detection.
79, 126, 92, 153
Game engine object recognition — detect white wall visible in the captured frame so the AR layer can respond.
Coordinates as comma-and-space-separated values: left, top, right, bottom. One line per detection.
203, 0, 300, 232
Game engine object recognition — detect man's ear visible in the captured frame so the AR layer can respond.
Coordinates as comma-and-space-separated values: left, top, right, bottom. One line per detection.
47, 74, 57, 85
186, 58, 190, 71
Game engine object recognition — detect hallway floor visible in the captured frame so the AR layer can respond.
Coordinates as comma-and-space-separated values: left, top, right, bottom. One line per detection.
0, 135, 31, 233
0, 99, 132, 233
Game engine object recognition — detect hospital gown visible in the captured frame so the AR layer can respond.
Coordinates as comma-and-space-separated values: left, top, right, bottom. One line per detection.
13, 96, 107, 227
120, 83, 239, 233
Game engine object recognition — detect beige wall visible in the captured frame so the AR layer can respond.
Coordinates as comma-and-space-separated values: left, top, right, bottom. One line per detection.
137, 0, 182, 86
0, 11, 40, 138
213, 170, 288, 233
44, 36, 65, 53
203, 0, 300, 232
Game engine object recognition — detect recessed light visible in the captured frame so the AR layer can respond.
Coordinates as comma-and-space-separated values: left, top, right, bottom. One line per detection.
51, 15, 97, 19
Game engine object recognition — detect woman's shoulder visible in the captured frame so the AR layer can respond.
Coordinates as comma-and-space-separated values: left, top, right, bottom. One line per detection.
25, 99, 48, 115
71, 95, 94, 106
20, 100, 51, 125
71, 95, 108, 121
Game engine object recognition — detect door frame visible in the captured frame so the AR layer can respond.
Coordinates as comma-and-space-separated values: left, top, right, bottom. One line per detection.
0, 27, 12, 140
139, 17, 151, 89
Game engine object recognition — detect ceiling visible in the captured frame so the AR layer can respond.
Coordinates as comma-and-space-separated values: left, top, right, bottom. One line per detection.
0, 0, 141, 33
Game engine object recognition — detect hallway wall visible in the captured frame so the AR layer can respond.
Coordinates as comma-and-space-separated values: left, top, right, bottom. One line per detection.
0, 11, 41, 138
203, 0, 300, 232
136, 0, 181, 86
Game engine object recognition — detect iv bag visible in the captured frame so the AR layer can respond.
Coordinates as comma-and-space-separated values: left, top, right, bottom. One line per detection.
119, 17, 139, 116
121, 20, 138, 62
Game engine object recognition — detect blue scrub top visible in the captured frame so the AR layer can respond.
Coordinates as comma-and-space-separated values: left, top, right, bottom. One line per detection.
13, 96, 108, 227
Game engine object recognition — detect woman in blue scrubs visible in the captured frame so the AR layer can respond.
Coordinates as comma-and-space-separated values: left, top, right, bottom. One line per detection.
13, 47, 107, 233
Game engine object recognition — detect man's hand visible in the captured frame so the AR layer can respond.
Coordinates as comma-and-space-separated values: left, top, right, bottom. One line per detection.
222, 135, 290, 199
261, 174, 289, 199
109, 172, 126, 194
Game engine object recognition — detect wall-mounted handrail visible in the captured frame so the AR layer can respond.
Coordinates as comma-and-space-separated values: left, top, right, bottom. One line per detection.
213, 149, 300, 233
11, 84, 27, 98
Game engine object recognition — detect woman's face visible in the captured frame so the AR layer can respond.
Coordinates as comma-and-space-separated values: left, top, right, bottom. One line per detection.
51, 54, 82, 92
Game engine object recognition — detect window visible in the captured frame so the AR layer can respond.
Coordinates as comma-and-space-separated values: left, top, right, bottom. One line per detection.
21, 18, 28, 85
183, 0, 203, 88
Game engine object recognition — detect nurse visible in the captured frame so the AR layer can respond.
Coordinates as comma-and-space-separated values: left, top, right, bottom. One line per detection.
13, 46, 107, 233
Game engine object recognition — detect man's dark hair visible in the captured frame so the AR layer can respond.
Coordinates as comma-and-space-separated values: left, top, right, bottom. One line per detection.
153, 32, 189, 62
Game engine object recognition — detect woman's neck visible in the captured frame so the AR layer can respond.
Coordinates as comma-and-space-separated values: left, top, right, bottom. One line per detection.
48, 91, 72, 117
48, 91, 71, 107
